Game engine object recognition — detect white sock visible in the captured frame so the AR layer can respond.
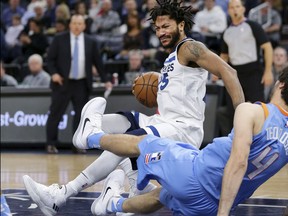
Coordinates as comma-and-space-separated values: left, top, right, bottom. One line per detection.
119, 158, 157, 197
119, 158, 138, 185
65, 151, 124, 198
119, 158, 139, 197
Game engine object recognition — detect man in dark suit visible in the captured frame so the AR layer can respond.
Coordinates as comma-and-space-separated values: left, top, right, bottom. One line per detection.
46, 14, 112, 153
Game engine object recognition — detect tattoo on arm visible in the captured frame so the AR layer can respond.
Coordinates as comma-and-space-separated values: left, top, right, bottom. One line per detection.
185, 42, 206, 61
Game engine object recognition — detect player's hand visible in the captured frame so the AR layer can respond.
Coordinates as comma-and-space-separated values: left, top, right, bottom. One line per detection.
51, 73, 64, 85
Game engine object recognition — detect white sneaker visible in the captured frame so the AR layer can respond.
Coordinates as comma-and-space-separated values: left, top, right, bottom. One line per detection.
23, 175, 67, 216
73, 97, 106, 149
91, 169, 125, 215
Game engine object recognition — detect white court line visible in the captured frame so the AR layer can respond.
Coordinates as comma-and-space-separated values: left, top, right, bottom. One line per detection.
238, 203, 287, 208
250, 196, 288, 200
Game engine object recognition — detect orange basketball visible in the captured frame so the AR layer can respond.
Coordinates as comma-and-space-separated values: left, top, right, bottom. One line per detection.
132, 72, 159, 108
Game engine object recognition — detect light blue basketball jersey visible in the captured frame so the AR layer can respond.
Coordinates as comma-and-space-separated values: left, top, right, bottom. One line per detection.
195, 103, 288, 207
136, 103, 287, 215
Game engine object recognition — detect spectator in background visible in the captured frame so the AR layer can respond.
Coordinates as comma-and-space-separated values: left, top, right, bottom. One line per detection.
19, 54, 50, 88
116, 10, 144, 59
43, 0, 57, 28
74, 2, 93, 34
46, 19, 68, 44
1, 0, 26, 28
118, 0, 140, 25
90, 0, 121, 36
0, 61, 18, 86
265, 46, 288, 101
0, 27, 8, 62
192, 0, 227, 54
140, 0, 156, 28
55, 3, 71, 24
183, 0, 204, 13
55, 19, 68, 33
45, 3, 71, 35
21, 1, 46, 27
216, 0, 273, 135
215, 0, 229, 15
5, 14, 23, 48
124, 49, 147, 84
261, 0, 282, 48
4, 14, 23, 62
45, 14, 112, 154
25, 0, 46, 12
248, 0, 282, 48
17, 18, 49, 64
244, 0, 261, 16
88, 0, 101, 18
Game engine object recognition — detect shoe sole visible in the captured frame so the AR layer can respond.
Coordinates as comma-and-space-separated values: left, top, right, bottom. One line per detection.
73, 97, 106, 149
23, 175, 56, 216
91, 170, 125, 215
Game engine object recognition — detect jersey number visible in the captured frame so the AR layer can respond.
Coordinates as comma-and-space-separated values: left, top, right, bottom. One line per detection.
248, 146, 279, 179
159, 73, 169, 90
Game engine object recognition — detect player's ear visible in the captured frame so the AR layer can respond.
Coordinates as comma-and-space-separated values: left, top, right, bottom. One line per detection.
179, 21, 185, 32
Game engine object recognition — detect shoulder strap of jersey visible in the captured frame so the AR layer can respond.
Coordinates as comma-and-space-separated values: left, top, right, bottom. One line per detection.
260, 102, 269, 119
175, 37, 194, 52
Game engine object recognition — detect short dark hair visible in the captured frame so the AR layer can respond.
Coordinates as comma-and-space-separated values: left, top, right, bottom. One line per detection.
278, 66, 288, 105
149, 0, 195, 34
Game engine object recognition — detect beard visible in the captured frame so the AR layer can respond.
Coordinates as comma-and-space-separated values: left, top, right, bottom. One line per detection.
162, 27, 181, 49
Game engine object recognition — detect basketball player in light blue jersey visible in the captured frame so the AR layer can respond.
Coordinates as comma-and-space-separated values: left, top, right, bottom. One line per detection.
22, 1, 245, 215
73, 67, 287, 215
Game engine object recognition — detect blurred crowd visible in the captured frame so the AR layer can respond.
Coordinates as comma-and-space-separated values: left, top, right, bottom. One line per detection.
0, 0, 287, 86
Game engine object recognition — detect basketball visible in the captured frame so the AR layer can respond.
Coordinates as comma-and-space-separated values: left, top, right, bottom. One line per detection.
132, 72, 159, 108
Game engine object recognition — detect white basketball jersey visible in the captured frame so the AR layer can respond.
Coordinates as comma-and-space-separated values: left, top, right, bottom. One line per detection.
157, 38, 208, 145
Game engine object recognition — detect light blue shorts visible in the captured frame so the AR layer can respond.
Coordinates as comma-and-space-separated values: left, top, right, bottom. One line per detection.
136, 135, 218, 215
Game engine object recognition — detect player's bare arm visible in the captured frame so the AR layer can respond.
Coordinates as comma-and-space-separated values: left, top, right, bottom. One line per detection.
218, 103, 263, 216
180, 41, 245, 108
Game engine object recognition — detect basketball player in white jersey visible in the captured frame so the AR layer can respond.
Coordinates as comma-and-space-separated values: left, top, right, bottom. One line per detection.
22, 1, 245, 215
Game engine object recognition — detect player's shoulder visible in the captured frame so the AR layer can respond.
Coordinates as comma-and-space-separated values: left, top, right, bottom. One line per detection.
236, 102, 262, 111
235, 102, 264, 118
179, 39, 208, 59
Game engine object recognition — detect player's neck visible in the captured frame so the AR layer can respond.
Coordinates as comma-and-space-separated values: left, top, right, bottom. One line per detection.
270, 96, 288, 113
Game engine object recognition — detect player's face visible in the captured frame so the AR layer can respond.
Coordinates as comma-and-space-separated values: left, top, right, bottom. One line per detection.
228, 0, 245, 23
154, 16, 182, 49
69, 15, 86, 36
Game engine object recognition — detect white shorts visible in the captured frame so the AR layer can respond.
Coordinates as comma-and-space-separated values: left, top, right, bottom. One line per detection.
133, 112, 203, 149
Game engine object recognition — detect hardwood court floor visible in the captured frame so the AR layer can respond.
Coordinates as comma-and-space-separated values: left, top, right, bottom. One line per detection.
1, 151, 288, 215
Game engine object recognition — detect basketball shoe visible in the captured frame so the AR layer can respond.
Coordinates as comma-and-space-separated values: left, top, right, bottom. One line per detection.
116, 159, 157, 216
73, 97, 106, 149
23, 175, 67, 216
91, 169, 125, 215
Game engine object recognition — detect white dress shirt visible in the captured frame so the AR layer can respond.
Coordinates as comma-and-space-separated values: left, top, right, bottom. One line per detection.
192, 6, 227, 37
69, 32, 86, 79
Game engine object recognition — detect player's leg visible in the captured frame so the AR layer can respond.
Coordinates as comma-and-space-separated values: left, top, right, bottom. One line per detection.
24, 98, 134, 215
91, 170, 163, 215
58, 112, 136, 199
